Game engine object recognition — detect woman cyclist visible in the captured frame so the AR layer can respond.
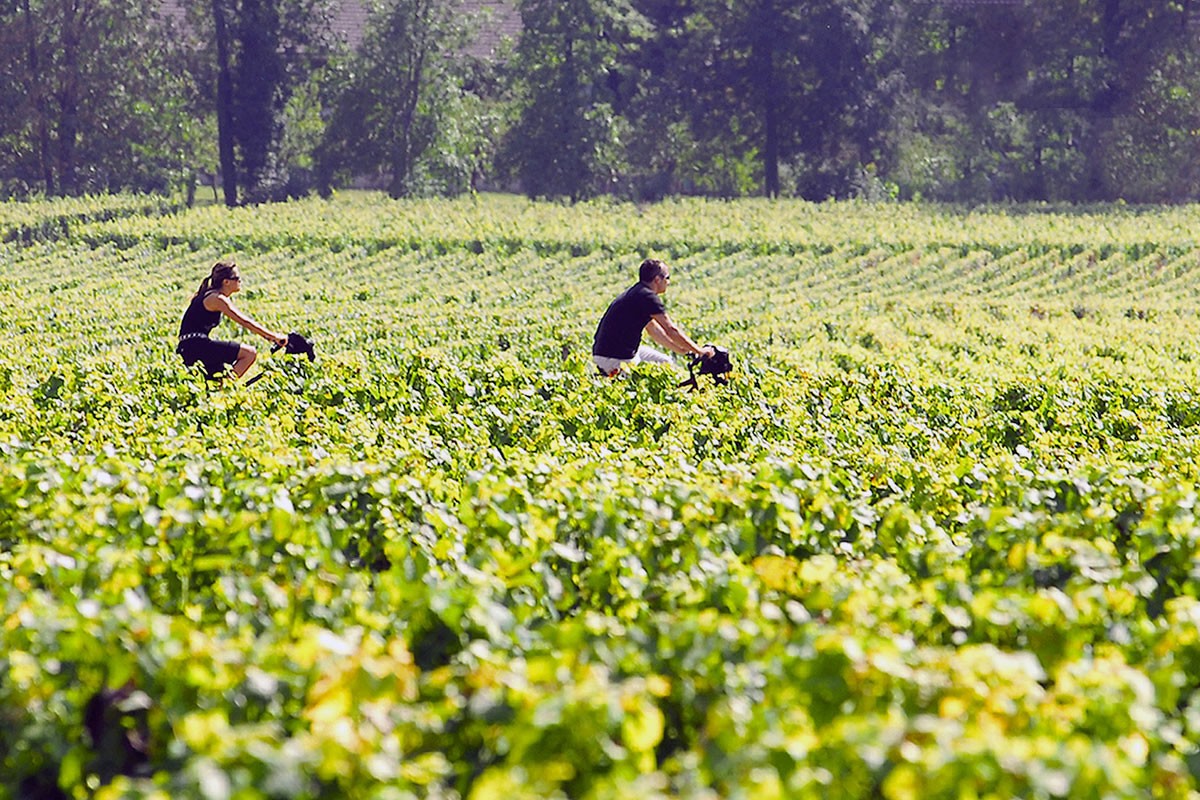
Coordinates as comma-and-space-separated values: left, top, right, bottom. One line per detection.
177, 260, 287, 379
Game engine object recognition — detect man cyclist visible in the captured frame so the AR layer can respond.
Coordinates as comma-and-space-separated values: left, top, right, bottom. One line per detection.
592, 258, 714, 377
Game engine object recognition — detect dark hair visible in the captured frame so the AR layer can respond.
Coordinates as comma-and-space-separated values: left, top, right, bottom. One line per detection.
194, 259, 238, 298
639, 258, 667, 284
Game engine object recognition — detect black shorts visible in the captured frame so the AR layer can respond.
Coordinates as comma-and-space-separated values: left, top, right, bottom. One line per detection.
177, 337, 242, 378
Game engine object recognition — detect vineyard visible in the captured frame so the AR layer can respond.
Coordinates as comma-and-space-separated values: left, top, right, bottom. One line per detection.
5, 193, 1200, 799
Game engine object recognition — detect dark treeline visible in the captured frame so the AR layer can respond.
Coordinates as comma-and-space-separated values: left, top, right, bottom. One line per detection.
3, 0, 1200, 204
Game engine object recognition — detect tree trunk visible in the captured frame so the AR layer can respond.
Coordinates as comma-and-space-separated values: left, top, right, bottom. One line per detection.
22, 0, 54, 194
388, 147, 407, 199
762, 55, 779, 198
57, 0, 81, 195
757, 0, 779, 198
213, 0, 239, 206
1084, 0, 1123, 200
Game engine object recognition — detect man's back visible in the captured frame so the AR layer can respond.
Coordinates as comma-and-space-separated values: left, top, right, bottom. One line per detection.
592, 282, 665, 359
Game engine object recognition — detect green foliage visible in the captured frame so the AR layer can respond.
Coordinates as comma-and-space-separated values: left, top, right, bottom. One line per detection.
1100, 47, 1200, 204
884, 0, 1197, 203
6, 194, 1200, 797
8, 0, 1200, 203
0, 0, 209, 197
317, 0, 488, 199
503, 0, 640, 200
211, 0, 338, 204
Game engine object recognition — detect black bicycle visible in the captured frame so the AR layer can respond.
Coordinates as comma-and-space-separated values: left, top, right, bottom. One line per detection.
678, 345, 732, 391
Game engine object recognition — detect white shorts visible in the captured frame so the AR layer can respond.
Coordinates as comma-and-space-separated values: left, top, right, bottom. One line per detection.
593, 345, 673, 376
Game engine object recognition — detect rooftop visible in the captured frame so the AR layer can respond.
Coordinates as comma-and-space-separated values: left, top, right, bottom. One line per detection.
158, 0, 521, 60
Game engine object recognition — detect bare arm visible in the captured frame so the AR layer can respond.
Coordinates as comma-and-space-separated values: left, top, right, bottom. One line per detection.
204, 294, 287, 345
647, 313, 713, 357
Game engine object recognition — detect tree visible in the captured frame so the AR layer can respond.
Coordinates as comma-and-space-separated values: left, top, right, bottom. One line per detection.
231, 0, 287, 200
212, 0, 239, 205
0, 0, 204, 196
1036, 0, 1194, 200
317, 0, 489, 198
502, 0, 640, 200
208, 0, 335, 204
883, 0, 1196, 202
624, 0, 884, 198
620, 0, 759, 197
1099, 47, 1200, 203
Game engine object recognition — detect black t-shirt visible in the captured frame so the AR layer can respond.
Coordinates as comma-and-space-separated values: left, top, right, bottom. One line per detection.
592, 282, 666, 359
178, 291, 222, 337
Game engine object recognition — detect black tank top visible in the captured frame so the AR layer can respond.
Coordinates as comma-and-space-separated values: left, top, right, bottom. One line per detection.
178, 291, 222, 337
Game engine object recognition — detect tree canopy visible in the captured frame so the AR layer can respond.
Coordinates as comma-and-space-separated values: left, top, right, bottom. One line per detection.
1, 0, 1199, 202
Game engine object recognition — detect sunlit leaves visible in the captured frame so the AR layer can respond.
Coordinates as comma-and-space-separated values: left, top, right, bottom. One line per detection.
4, 193, 1200, 797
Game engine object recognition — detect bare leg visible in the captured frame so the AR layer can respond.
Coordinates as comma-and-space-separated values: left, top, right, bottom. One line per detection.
231, 345, 257, 378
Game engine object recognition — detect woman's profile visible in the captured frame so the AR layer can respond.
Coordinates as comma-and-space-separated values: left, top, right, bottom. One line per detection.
177, 259, 287, 379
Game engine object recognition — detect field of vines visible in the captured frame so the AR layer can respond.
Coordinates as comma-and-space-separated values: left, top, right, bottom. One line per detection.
6, 192, 1200, 799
